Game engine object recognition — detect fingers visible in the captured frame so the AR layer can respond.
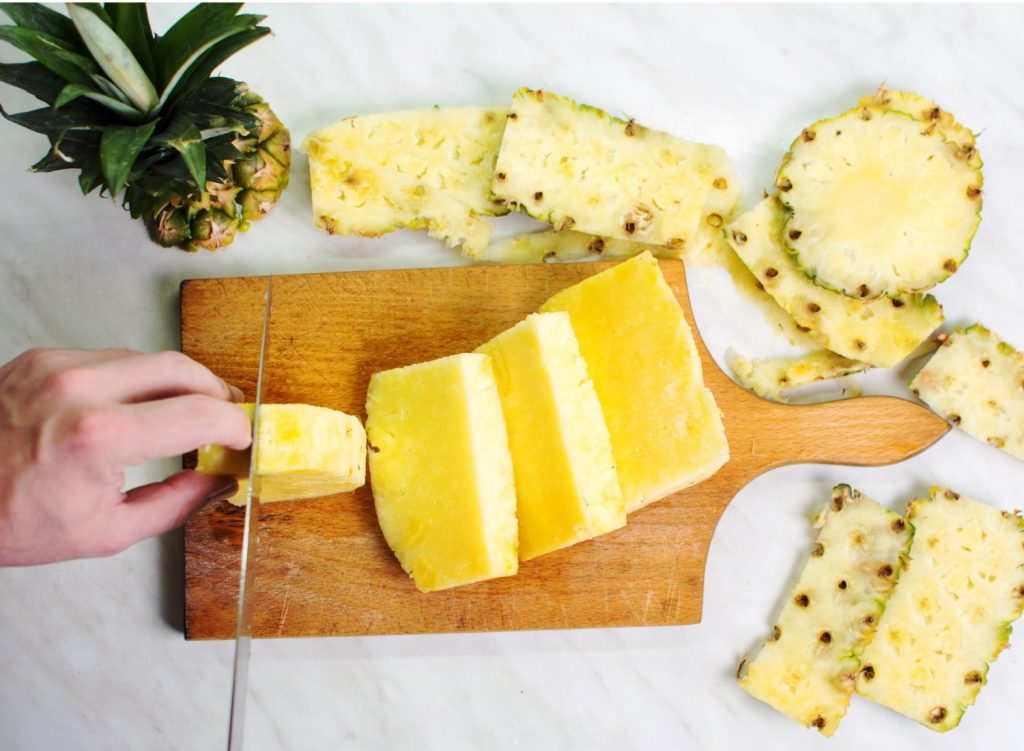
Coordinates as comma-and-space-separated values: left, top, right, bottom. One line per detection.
61, 351, 244, 405
61, 394, 253, 467
108, 471, 239, 553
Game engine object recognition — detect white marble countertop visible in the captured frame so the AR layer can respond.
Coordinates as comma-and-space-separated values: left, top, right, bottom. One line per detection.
2, 3, 1023, 750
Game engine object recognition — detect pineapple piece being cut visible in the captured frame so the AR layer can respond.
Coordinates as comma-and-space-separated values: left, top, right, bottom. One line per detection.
776, 102, 982, 299
856, 488, 1024, 732
540, 252, 728, 512
910, 324, 1024, 460
197, 403, 366, 505
491, 88, 739, 255
476, 313, 625, 561
303, 107, 509, 218
305, 140, 492, 256
365, 354, 518, 592
740, 485, 912, 737
726, 197, 943, 368
726, 349, 870, 403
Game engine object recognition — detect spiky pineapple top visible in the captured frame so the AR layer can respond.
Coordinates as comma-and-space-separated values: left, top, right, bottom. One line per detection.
0, 3, 290, 251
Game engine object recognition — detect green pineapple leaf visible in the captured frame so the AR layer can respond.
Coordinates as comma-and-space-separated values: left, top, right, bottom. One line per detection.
67, 3, 156, 113
73, 3, 114, 28
152, 4, 252, 88
106, 3, 155, 84
0, 99, 110, 136
163, 28, 270, 111
0, 25, 97, 87
0, 61, 67, 104
100, 119, 157, 196
153, 114, 206, 189
0, 3, 81, 46
54, 80, 143, 120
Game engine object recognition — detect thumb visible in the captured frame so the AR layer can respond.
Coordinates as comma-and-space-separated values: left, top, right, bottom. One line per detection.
114, 471, 238, 547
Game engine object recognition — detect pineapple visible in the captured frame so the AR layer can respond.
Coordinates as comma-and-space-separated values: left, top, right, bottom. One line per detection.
304, 139, 492, 257
0, 3, 290, 251
365, 353, 519, 592
540, 252, 728, 512
739, 485, 912, 736
491, 88, 739, 254
726, 197, 943, 368
776, 100, 982, 298
910, 324, 1024, 460
196, 403, 366, 505
476, 229, 667, 265
302, 106, 507, 257
726, 349, 870, 403
856, 488, 1024, 732
858, 86, 980, 162
476, 313, 625, 561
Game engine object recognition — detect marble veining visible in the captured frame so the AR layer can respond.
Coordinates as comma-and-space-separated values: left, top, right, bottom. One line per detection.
1, 4, 1023, 750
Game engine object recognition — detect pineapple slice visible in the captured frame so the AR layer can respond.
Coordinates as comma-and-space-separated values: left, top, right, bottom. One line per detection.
856, 488, 1024, 732
476, 229, 668, 264
491, 88, 738, 254
303, 107, 509, 217
476, 313, 625, 560
726, 197, 943, 367
365, 353, 518, 592
540, 252, 728, 512
304, 139, 492, 257
857, 86, 980, 162
196, 403, 366, 505
910, 324, 1024, 460
740, 485, 912, 737
726, 349, 870, 403
776, 103, 982, 298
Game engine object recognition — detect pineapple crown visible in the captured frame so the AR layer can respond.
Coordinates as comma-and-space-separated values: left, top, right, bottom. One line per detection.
0, 3, 273, 220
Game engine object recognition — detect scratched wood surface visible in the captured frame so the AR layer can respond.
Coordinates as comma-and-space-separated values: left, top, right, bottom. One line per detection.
181, 260, 949, 640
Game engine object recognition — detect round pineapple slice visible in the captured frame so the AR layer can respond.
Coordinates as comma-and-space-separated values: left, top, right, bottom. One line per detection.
777, 107, 982, 299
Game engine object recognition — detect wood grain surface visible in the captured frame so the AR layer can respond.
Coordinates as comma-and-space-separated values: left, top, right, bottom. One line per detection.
181, 260, 949, 640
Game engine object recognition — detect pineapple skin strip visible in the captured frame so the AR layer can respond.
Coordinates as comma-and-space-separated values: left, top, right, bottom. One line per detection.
910, 324, 1024, 461
856, 488, 1024, 732
739, 485, 912, 737
726, 348, 870, 403
491, 87, 737, 254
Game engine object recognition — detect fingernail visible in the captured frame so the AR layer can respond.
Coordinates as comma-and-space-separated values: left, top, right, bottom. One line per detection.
226, 382, 245, 402
204, 476, 239, 504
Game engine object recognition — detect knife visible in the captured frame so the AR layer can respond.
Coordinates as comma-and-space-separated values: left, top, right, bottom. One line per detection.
227, 275, 272, 751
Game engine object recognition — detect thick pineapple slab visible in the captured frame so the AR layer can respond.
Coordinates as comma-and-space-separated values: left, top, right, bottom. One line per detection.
740, 485, 912, 737
476, 313, 625, 560
777, 105, 982, 298
726, 349, 870, 403
304, 139, 492, 256
365, 353, 518, 592
491, 88, 738, 254
540, 252, 728, 512
726, 197, 943, 367
856, 488, 1024, 732
910, 324, 1024, 460
197, 403, 366, 505
303, 107, 509, 217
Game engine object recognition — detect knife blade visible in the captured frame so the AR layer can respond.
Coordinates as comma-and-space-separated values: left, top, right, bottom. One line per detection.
227, 275, 272, 751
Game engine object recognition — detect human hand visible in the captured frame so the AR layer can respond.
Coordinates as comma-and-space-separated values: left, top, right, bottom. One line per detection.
0, 348, 252, 566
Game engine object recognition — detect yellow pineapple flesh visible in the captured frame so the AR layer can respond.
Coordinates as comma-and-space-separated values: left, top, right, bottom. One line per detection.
365, 353, 519, 592
540, 252, 728, 512
476, 313, 625, 561
196, 403, 366, 505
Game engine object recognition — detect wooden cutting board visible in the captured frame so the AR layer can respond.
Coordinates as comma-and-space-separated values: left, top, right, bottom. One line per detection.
181, 260, 948, 640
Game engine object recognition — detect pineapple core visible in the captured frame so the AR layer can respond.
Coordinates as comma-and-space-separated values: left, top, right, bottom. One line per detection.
196, 403, 366, 505
365, 353, 519, 592
476, 312, 625, 561
540, 251, 728, 512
